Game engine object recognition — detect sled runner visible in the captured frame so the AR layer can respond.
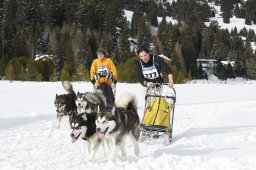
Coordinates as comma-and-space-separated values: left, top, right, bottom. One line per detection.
140, 83, 176, 145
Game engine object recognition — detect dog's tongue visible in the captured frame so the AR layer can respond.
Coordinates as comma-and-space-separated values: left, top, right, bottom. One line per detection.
77, 108, 81, 113
98, 132, 105, 140
71, 137, 77, 143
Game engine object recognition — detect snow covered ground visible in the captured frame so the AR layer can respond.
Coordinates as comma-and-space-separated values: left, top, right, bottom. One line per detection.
0, 80, 256, 170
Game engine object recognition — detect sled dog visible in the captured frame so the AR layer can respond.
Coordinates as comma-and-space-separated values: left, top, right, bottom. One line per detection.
70, 112, 108, 162
96, 93, 140, 161
76, 90, 107, 114
54, 81, 77, 128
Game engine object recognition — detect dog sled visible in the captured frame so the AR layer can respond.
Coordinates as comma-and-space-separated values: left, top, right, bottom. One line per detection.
140, 83, 176, 145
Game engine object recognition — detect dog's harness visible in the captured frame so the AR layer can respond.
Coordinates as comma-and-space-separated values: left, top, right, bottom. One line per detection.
82, 133, 98, 141
108, 108, 137, 135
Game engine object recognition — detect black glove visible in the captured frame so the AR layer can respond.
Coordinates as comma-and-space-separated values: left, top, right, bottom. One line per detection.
91, 79, 96, 85
113, 80, 117, 85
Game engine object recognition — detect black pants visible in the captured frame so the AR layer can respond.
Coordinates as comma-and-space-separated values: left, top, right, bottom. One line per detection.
97, 83, 115, 108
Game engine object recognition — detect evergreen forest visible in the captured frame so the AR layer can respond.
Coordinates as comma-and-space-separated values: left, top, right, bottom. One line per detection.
0, 0, 256, 82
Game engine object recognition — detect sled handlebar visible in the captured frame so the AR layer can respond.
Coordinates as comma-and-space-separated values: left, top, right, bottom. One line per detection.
146, 94, 176, 102
145, 83, 176, 103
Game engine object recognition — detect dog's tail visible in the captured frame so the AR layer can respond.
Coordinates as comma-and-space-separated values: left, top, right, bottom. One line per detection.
62, 81, 74, 94
115, 93, 137, 111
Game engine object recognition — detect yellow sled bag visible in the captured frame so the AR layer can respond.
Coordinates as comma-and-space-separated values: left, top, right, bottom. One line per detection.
142, 97, 173, 128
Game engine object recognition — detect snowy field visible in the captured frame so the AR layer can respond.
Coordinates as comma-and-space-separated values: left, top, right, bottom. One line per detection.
1, 80, 256, 170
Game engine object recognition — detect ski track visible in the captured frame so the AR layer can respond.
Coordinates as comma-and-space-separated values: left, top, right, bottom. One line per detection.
0, 81, 256, 169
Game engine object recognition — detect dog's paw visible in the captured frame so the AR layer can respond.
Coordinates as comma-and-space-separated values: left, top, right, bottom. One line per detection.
56, 124, 60, 129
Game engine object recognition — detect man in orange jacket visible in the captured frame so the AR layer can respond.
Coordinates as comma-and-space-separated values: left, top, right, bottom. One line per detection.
90, 48, 117, 87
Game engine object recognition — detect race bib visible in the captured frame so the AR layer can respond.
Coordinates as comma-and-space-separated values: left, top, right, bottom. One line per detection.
97, 65, 108, 77
142, 65, 159, 79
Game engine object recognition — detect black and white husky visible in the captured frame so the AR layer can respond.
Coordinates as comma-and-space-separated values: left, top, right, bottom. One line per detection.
54, 81, 77, 128
76, 90, 107, 114
96, 93, 140, 161
70, 112, 105, 162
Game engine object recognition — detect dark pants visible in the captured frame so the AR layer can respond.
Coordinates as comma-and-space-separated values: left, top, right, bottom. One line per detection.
98, 83, 115, 108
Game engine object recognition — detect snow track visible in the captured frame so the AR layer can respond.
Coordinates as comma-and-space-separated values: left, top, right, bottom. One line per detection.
0, 80, 256, 169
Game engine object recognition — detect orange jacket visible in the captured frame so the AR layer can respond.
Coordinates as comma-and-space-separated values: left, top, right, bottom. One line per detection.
90, 58, 117, 86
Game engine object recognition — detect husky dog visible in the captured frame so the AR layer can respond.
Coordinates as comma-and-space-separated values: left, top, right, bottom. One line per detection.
54, 81, 77, 128
96, 93, 140, 161
70, 112, 107, 162
76, 90, 107, 114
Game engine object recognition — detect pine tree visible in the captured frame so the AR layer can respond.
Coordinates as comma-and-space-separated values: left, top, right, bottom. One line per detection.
234, 3, 241, 18
171, 64, 185, 83
158, 3, 165, 17
239, 27, 248, 37
157, 17, 167, 42
226, 62, 236, 79
5, 62, 14, 80
117, 56, 137, 82
221, 0, 232, 23
233, 47, 246, 78
62, 0, 78, 25
215, 61, 228, 82
26, 58, 38, 81
245, 14, 252, 25
247, 29, 255, 42
118, 22, 130, 62
153, 37, 164, 54
71, 26, 85, 65
104, 2, 121, 33
36, 59, 54, 81
136, 16, 151, 50
131, 11, 141, 38
245, 0, 256, 24
200, 26, 215, 59
74, 63, 88, 81
164, 2, 172, 17
244, 41, 256, 79
99, 32, 113, 54
180, 36, 197, 78
146, 0, 158, 27
174, 42, 187, 77
60, 62, 71, 81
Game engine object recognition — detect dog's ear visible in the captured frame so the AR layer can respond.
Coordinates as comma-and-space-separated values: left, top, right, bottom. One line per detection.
77, 91, 80, 95
56, 94, 58, 98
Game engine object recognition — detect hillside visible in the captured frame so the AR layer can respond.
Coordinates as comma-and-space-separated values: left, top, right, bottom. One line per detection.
0, 0, 256, 81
